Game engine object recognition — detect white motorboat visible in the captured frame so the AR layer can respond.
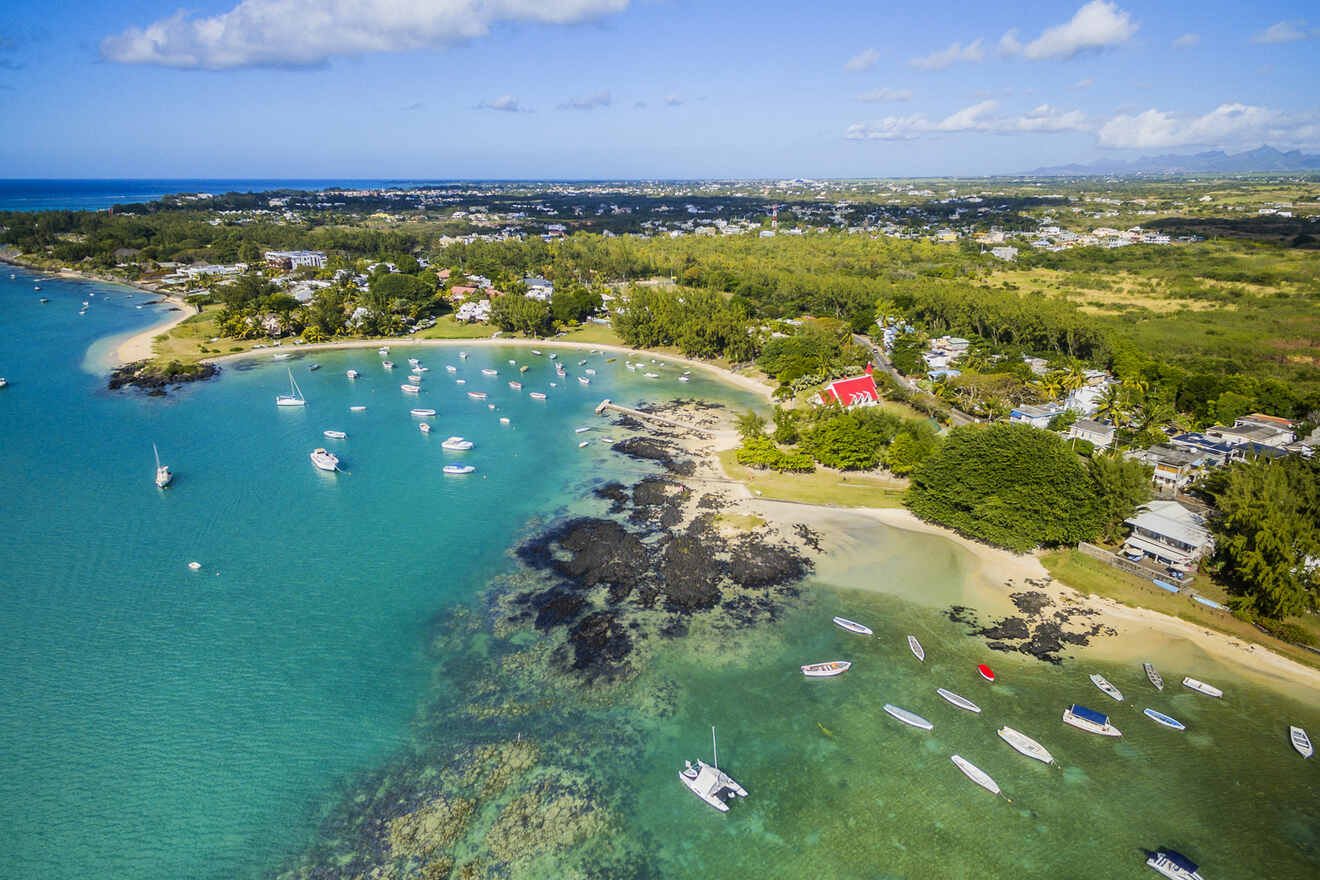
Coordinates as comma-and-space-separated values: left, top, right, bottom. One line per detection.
529, 392, 547, 400
458, 351, 469, 359
937, 688, 981, 714
1144, 662, 1164, 690
509, 381, 522, 390
908, 635, 925, 662
531, 349, 542, 355
419, 423, 432, 434
1144, 709, 1186, 731
276, 369, 306, 406
349, 405, 367, 412
998, 726, 1054, 763
678, 376, 690, 382
323, 430, 347, 439
346, 369, 359, 379
508, 359, 516, 365
579, 376, 591, 385
1182, 677, 1222, 698
1090, 673, 1124, 702
832, 616, 873, 636
482, 369, 498, 377
441, 436, 473, 451
467, 391, 487, 400
578, 359, 587, 366
645, 372, 660, 378
1290, 725, 1313, 758
446, 365, 457, 372
382, 360, 394, 369
1062, 704, 1122, 737
1145, 849, 1204, 880
401, 384, 421, 393
307, 363, 320, 372
443, 464, 475, 475
884, 704, 933, 731
456, 379, 466, 384
416, 365, 429, 373
408, 358, 420, 367
309, 448, 339, 472
0, 377, 7, 388
950, 755, 1000, 795
378, 347, 389, 355
574, 426, 592, 434
499, 417, 510, 424
410, 408, 436, 417
578, 440, 590, 448
548, 353, 556, 359
408, 373, 423, 383
585, 368, 596, 375
153, 443, 173, 489
801, 661, 850, 678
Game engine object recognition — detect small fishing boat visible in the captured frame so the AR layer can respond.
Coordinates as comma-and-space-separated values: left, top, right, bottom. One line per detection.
39, 297, 48, 302
678, 376, 690, 382
467, 391, 487, 400
499, 417, 510, 424
456, 379, 466, 384
0, 377, 7, 388
443, 464, 475, 475
153, 443, 173, 489
585, 368, 596, 375
832, 616, 873, 636
400, 384, 421, 393
884, 704, 933, 731
645, 372, 660, 378
950, 755, 1000, 795
307, 363, 321, 372
1090, 674, 1124, 702
272, 352, 291, 360
188, 561, 202, 570
408, 373, 423, 383
1062, 703, 1122, 737
276, 369, 306, 406
508, 381, 522, 390
548, 353, 556, 359
519, 365, 528, 373
578, 440, 590, 448
508, 359, 516, 365
1182, 677, 1223, 698
1144, 662, 1164, 690
574, 426, 592, 434
801, 661, 850, 678
579, 376, 591, 385
322, 430, 347, 439
378, 347, 389, 355
441, 436, 473, 451
410, 408, 436, 417
531, 349, 542, 355
937, 688, 981, 713
908, 635, 925, 662
382, 360, 394, 369
977, 664, 996, 682
408, 358, 420, 367
416, 366, 429, 373
578, 359, 587, 366
1145, 849, 1204, 880
346, 369, 359, 379
349, 405, 367, 412
482, 369, 498, 377
1289, 725, 1313, 758
1144, 709, 1186, 731
998, 726, 1054, 763
419, 423, 431, 434
529, 392, 547, 400
459, 351, 469, 359
309, 448, 339, 472
446, 365, 457, 372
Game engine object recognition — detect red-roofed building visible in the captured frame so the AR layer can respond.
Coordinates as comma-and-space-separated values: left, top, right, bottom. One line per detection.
820, 374, 880, 408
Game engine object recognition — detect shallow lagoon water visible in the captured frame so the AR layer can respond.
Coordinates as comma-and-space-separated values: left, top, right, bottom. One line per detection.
1, 267, 1317, 879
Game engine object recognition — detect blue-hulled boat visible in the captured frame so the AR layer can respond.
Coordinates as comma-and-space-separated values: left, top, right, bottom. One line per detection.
1146, 848, 1204, 879
1144, 708, 1186, 731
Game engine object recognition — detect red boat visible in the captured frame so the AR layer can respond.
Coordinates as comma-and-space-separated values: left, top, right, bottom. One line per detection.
977, 664, 996, 682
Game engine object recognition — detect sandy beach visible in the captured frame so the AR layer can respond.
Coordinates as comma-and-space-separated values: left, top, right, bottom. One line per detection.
112, 294, 195, 362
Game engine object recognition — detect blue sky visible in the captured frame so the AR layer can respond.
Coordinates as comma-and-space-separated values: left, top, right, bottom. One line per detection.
0, 1, 1317, 177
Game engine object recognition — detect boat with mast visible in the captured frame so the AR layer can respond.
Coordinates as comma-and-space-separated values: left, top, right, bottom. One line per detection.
678, 727, 748, 812
275, 369, 305, 406
153, 443, 173, 488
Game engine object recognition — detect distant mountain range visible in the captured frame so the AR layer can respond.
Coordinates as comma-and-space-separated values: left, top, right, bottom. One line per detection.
1027, 145, 1320, 176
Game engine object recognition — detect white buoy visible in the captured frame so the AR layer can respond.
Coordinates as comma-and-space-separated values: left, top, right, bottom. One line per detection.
188, 561, 202, 570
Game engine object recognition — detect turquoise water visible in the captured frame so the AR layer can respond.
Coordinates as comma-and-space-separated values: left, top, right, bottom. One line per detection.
2, 266, 1318, 879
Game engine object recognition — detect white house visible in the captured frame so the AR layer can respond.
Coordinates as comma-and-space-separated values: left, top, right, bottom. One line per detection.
1122, 500, 1213, 572
265, 250, 327, 270
455, 300, 491, 323
1009, 403, 1066, 428
1068, 419, 1116, 449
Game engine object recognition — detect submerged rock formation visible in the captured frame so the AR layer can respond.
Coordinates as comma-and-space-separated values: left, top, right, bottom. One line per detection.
945, 590, 1116, 664
108, 359, 219, 393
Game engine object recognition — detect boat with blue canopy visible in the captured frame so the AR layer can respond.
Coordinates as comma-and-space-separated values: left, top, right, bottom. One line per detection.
1062, 703, 1122, 737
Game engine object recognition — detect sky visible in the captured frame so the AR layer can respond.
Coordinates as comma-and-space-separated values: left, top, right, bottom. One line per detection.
0, 0, 1317, 178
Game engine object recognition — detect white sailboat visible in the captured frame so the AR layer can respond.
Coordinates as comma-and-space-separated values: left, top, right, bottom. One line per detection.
153, 443, 173, 488
276, 368, 306, 406
678, 727, 748, 813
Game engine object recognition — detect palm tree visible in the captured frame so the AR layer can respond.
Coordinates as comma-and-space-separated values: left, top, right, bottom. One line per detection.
735, 410, 768, 441
1060, 359, 1088, 395
1093, 384, 1129, 426
1036, 372, 1064, 402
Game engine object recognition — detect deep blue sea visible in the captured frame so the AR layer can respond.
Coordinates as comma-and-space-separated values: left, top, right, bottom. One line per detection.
0, 180, 451, 213
2, 265, 1318, 879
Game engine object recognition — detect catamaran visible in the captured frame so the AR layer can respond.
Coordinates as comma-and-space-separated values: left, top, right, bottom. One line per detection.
1290, 725, 1313, 758
1144, 709, 1186, 731
937, 688, 981, 713
998, 726, 1054, 763
1063, 703, 1122, 737
1144, 662, 1164, 690
309, 448, 339, 472
801, 661, 850, 677
908, 635, 925, 662
1090, 673, 1124, 702
951, 755, 1000, 795
1182, 677, 1222, 698
884, 704, 933, 731
679, 727, 748, 813
1145, 849, 1205, 880
153, 443, 173, 489
276, 369, 306, 406
832, 616, 873, 636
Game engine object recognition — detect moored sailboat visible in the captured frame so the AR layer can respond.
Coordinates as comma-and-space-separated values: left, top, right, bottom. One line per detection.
276, 369, 306, 406
678, 726, 748, 813
153, 443, 173, 488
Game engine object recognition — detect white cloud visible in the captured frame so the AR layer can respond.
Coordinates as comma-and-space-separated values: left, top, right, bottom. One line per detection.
1172, 33, 1200, 48
844, 48, 881, 71
847, 100, 1088, 140
478, 95, 530, 113
1074, 77, 1093, 88
1001, 1, 1137, 61
1097, 103, 1318, 149
558, 90, 612, 111
856, 87, 912, 103
100, 0, 631, 69
664, 94, 683, 107
909, 39, 984, 71
1251, 21, 1310, 44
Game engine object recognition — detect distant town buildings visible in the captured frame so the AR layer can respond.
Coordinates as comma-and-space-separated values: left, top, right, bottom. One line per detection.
264, 250, 326, 270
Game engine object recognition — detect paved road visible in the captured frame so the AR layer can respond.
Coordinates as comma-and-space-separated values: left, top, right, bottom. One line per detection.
852, 333, 978, 427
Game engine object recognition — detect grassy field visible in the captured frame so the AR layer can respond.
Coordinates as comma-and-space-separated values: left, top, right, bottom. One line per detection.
716, 449, 908, 508
1040, 549, 1320, 671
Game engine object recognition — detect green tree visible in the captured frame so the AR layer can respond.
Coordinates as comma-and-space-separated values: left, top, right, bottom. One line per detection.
736, 410, 768, 441
490, 293, 551, 336
217, 273, 274, 310
801, 410, 900, 471
1087, 454, 1153, 543
885, 421, 941, 475
369, 271, 430, 303
1213, 390, 1254, 427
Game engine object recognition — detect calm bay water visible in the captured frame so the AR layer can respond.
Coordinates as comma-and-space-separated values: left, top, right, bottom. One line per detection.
1, 266, 1317, 879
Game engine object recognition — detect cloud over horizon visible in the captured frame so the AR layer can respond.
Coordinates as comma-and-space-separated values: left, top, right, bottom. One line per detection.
847, 100, 1087, 140
100, 0, 632, 69
1097, 103, 1317, 150
558, 90, 612, 110
477, 95, 530, 113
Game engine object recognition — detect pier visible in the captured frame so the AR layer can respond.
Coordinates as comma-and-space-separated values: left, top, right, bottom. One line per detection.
594, 399, 713, 437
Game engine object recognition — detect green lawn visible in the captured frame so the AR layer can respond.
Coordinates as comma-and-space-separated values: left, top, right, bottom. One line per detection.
717, 449, 908, 508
